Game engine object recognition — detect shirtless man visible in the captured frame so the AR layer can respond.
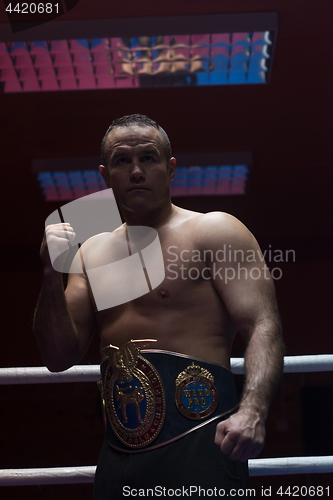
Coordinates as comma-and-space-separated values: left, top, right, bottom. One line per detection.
34, 114, 284, 498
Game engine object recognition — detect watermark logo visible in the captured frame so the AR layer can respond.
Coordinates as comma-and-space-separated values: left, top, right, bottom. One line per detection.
45, 191, 293, 309
122, 485, 256, 497
3, 0, 80, 33
45, 188, 165, 310
165, 245, 295, 282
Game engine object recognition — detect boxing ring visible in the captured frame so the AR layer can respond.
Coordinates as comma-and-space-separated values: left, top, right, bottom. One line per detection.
1, 354, 333, 486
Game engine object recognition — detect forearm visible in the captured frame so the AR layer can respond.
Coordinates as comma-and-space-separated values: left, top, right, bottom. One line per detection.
240, 319, 285, 420
33, 268, 80, 372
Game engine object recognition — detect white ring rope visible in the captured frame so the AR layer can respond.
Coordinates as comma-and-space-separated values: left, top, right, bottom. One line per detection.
1, 355, 332, 486
1, 457, 333, 486
232, 354, 333, 374
0, 365, 99, 385
0, 466, 96, 486
1, 355, 333, 385
249, 456, 333, 476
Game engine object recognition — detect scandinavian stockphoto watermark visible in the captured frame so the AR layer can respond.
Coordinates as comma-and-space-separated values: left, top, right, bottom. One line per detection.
45, 189, 294, 311
166, 245, 296, 282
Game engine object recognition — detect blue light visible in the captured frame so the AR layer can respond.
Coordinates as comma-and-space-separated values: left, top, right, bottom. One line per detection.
170, 165, 249, 196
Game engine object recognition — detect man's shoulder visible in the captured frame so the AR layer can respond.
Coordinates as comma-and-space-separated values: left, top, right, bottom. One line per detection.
191, 211, 247, 232
190, 211, 255, 249
172, 206, 240, 228
82, 224, 125, 247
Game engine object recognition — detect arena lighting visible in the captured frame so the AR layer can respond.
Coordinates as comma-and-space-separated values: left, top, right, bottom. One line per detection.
32, 152, 252, 201
0, 13, 277, 93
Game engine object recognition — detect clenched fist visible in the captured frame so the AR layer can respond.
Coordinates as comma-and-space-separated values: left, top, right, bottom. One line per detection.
215, 408, 265, 462
40, 223, 76, 272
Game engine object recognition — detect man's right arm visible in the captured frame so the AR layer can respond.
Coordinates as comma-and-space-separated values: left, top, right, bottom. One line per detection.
33, 224, 96, 372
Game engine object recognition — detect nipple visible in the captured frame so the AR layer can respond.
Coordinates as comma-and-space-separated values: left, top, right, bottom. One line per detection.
158, 288, 170, 299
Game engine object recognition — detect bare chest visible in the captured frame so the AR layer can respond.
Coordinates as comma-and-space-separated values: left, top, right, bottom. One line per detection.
87, 223, 220, 316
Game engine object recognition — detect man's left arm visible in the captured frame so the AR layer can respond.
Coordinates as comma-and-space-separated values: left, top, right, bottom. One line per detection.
203, 213, 285, 462
215, 311, 283, 462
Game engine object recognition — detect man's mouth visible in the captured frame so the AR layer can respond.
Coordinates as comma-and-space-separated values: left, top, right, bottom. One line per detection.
129, 186, 149, 191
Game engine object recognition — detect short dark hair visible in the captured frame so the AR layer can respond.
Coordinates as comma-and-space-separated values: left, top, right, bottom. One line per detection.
100, 114, 172, 166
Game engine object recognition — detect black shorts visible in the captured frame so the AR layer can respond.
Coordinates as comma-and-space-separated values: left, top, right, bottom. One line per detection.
93, 419, 251, 500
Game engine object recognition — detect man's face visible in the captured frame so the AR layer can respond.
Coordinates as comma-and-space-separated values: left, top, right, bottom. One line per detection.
99, 125, 175, 215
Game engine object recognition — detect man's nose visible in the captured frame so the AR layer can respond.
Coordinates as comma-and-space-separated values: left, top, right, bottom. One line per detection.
130, 160, 145, 180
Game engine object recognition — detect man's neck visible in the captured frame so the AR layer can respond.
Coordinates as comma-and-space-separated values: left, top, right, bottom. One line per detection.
122, 202, 177, 229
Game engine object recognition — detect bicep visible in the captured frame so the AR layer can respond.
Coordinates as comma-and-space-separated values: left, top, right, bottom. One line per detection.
206, 218, 279, 340
213, 261, 278, 339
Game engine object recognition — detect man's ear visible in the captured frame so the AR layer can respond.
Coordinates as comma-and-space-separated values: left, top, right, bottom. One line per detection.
99, 165, 111, 188
168, 157, 176, 183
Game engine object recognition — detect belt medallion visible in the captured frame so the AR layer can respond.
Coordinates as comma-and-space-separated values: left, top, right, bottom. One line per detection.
175, 362, 218, 419
101, 340, 166, 449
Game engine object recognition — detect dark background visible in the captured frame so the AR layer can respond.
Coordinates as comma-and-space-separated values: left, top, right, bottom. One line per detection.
0, 0, 332, 498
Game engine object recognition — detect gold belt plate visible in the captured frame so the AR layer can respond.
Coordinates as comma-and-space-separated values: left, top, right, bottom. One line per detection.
175, 362, 218, 419
102, 340, 166, 449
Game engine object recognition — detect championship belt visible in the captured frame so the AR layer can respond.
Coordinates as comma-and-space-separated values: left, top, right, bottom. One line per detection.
100, 340, 238, 453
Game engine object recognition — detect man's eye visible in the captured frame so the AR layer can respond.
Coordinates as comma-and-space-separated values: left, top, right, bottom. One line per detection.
117, 157, 129, 164
141, 155, 154, 162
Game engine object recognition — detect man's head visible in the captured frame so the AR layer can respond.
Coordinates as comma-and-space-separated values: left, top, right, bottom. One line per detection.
100, 114, 172, 167
98, 114, 176, 222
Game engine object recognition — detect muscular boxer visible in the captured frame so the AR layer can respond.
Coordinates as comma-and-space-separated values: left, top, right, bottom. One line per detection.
34, 114, 284, 498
